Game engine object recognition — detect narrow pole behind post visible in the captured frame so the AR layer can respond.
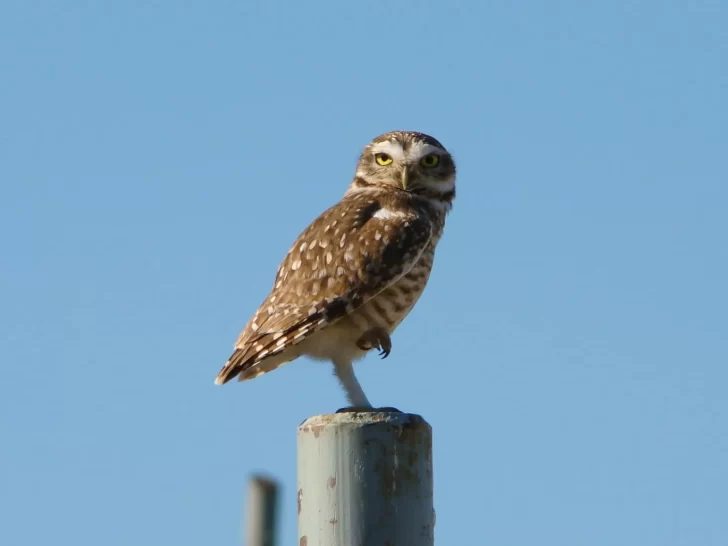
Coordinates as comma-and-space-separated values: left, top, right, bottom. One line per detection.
245, 474, 280, 546
297, 412, 434, 546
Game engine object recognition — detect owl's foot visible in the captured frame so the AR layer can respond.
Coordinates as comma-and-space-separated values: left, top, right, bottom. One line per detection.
356, 327, 392, 359
336, 406, 402, 414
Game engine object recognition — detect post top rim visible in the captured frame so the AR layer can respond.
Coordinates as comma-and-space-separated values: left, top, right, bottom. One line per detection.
298, 411, 429, 430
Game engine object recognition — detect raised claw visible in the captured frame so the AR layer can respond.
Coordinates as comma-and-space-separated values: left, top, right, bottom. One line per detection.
356, 327, 392, 359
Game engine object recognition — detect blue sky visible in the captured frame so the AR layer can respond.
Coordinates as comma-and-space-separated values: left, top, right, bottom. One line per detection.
1, 1, 726, 545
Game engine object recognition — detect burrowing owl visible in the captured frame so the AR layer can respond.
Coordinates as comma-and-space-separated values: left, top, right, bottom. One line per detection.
215, 131, 456, 409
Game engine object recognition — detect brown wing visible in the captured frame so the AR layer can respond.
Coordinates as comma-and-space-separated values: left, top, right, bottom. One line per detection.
214, 191, 432, 384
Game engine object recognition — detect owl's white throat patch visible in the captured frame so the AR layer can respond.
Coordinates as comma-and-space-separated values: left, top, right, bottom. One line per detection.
372, 207, 408, 220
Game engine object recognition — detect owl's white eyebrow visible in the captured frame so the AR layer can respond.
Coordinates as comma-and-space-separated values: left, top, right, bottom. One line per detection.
370, 141, 405, 161
407, 142, 445, 161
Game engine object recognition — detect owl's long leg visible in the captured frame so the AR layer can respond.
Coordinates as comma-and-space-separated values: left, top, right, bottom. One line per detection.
356, 327, 392, 358
332, 358, 372, 408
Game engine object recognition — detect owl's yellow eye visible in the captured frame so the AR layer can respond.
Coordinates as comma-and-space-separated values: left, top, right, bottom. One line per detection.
420, 154, 440, 168
375, 153, 393, 166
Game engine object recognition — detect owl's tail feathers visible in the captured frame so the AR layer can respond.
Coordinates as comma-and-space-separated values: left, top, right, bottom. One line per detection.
214, 346, 296, 385
214, 348, 249, 385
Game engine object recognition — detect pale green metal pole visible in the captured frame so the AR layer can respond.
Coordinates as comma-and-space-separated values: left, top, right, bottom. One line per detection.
245, 474, 279, 546
297, 412, 434, 546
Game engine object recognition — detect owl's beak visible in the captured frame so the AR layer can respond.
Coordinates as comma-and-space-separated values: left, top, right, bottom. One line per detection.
401, 167, 409, 190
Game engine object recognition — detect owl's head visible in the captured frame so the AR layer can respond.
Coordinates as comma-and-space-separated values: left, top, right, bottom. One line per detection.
353, 131, 456, 202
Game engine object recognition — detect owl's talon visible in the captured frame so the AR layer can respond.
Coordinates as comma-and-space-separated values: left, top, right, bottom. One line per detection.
356, 327, 392, 359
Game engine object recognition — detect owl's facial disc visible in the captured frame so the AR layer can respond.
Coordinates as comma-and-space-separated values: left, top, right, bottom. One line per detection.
353, 132, 455, 198
375, 140, 448, 191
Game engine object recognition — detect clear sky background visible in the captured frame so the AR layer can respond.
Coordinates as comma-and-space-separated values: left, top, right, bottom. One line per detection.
1, 1, 726, 545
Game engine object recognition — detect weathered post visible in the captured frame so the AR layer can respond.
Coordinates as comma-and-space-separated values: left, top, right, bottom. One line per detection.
245, 474, 280, 546
297, 411, 434, 546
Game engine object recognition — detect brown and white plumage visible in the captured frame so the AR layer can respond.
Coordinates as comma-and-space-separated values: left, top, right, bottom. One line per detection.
215, 131, 456, 408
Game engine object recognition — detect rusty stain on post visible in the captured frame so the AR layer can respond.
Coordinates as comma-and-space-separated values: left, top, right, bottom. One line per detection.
297, 412, 434, 546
